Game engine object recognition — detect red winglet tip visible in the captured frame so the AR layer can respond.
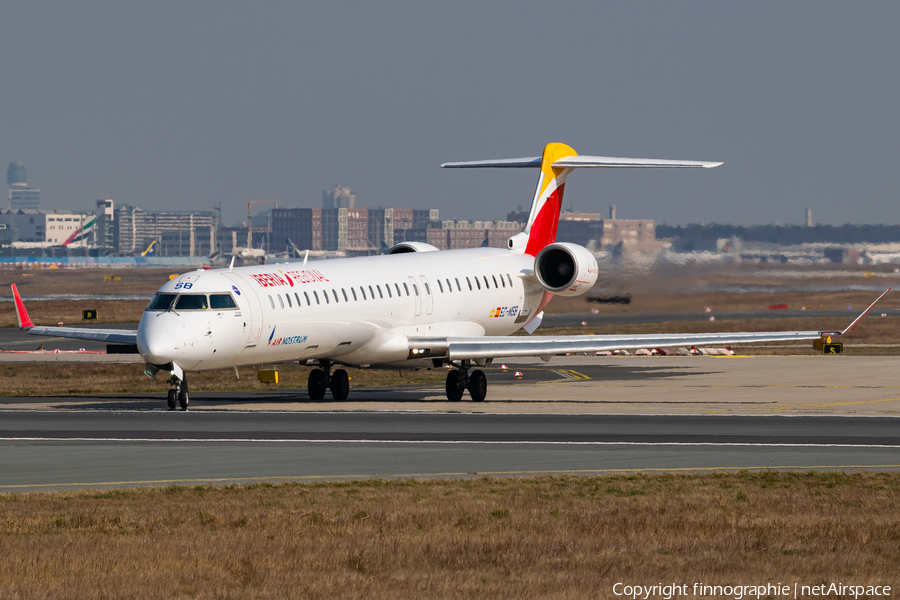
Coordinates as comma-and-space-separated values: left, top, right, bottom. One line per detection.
11, 283, 35, 328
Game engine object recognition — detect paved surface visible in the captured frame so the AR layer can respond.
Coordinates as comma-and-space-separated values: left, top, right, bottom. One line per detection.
2, 355, 900, 491
1, 411, 898, 492
3, 355, 900, 416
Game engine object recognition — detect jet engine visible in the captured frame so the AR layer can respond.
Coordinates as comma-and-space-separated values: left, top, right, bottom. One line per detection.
387, 242, 439, 254
534, 242, 599, 296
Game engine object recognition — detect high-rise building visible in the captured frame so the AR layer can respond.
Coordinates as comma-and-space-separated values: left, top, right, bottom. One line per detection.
322, 185, 355, 209
7, 162, 39, 210
7, 163, 26, 187
9, 188, 40, 210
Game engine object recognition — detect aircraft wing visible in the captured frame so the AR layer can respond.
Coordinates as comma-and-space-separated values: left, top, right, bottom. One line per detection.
410, 288, 891, 361
11, 283, 138, 345
25, 326, 137, 345
410, 330, 823, 361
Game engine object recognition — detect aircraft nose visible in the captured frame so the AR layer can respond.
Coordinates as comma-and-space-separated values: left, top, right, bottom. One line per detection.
139, 330, 179, 365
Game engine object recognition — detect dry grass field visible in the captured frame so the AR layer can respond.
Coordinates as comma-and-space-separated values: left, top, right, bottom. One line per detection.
0, 267, 176, 296
0, 472, 897, 599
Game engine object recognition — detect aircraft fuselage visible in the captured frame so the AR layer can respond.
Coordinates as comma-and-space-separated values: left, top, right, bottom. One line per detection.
136, 247, 545, 372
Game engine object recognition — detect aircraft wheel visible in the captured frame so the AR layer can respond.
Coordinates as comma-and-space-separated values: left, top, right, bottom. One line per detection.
467, 369, 487, 402
308, 369, 327, 400
167, 389, 177, 411
178, 383, 189, 411
445, 371, 465, 402
330, 369, 350, 401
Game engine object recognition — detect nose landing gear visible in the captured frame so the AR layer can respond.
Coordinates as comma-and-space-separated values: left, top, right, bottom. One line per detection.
445, 361, 487, 402
166, 374, 189, 411
306, 361, 350, 401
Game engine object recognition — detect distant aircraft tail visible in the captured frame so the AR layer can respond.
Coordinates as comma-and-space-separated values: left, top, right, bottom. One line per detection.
141, 241, 157, 257
442, 143, 721, 256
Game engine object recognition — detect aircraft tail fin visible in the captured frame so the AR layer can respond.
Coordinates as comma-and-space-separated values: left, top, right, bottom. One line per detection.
442, 143, 721, 256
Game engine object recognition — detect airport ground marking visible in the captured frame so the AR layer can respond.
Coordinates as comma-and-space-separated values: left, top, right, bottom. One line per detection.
2, 437, 899, 448
4, 464, 900, 490
777, 397, 900, 410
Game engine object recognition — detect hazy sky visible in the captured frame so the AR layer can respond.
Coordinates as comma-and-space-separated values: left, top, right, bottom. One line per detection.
2, 2, 898, 227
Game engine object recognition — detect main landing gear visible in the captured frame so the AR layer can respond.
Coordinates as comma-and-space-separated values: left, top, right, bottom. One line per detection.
307, 361, 350, 401
445, 361, 487, 402
166, 374, 189, 411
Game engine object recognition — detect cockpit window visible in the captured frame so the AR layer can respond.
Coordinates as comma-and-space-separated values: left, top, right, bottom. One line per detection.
210, 294, 237, 309
174, 294, 208, 310
146, 293, 177, 311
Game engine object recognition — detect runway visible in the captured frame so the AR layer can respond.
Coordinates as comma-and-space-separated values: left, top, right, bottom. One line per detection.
1, 411, 898, 491
3, 326, 900, 491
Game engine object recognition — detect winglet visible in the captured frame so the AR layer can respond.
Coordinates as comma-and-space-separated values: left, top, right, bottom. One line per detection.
11, 283, 35, 329
820, 287, 892, 336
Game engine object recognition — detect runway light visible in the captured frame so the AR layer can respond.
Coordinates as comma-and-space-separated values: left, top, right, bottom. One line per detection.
513, 371, 523, 379
500, 364, 508, 371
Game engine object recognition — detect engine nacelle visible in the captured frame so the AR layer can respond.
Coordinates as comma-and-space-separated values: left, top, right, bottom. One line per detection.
386, 242, 439, 254
534, 242, 599, 296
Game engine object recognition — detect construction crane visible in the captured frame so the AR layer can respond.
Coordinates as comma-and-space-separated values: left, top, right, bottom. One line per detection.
246, 200, 279, 250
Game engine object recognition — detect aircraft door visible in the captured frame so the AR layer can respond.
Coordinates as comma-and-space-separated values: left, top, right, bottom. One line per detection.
408, 276, 421, 317
222, 272, 263, 346
419, 275, 433, 315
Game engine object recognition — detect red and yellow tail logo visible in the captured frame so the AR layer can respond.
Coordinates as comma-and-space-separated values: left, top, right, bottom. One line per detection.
523, 143, 577, 256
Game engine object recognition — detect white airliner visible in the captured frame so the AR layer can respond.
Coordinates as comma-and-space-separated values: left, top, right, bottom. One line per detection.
11, 143, 889, 410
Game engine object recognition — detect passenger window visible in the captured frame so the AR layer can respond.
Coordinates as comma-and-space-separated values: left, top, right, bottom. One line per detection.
285, 293, 292, 308
475, 277, 481, 290
332, 289, 339, 303
369, 285, 375, 299
305, 292, 312, 305
351, 288, 357, 301
295, 292, 302, 306
455, 278, 461, 292
278, 295, 284, 309
413, 283, 419, 296
376, 285, 383, 299
342, 288, 348, 302
361, 286, 367, 300
446, 278, 452, 293
423, 281, 430, 295
495, 275, 502, 288
268, 295, 275, 309
437, 280, 443, 293
466, 277, 472, 291
483, 275, 490, 289
507, 274, 513, 287
403, 283, 409, 296
385, 284, 392, 298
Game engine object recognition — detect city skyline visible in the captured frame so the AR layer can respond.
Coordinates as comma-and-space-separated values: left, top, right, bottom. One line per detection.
2, 2, 899, 227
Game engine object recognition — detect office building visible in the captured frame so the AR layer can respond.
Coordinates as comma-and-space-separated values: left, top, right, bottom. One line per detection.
7, 162, 40, 210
